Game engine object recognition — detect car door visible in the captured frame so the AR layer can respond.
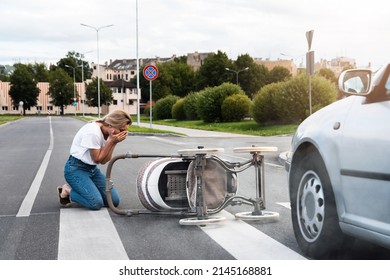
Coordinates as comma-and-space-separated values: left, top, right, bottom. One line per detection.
339, 78, 390, 235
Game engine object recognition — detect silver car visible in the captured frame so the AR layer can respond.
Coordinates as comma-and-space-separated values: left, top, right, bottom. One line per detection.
285, 63, 390, 259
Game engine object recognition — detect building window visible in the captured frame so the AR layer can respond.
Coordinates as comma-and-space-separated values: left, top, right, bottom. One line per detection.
2, 106, 8, 111
113, 100, 118, 105
36, 106, 42, 111
47, 106, 53, 111
128, 100, 134, 105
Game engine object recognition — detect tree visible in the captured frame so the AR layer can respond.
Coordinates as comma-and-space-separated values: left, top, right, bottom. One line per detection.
165, 62, 196, 97
317, 68, 339, 99
55, 51, 92, 82
0, 65, 11, 82
85, 78, 113, 107
233, 54, 269, 98
8, 64, 40, 115
196, 50, 233, 90
317, 68, 337, 85
268, 66, 292, 84
26, 62, 50, 82
47, 68, 75, 115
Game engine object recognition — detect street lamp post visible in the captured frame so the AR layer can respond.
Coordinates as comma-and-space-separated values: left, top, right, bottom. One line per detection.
65, 64, 77, 116
225, 67, 249, 85
19, 101, 24, 116
78, 63, 85, 116
80, 23, 114, 118
78, 51, 93, 117
136, 0, 140, 127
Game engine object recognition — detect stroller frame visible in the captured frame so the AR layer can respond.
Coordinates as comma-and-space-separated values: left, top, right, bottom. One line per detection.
105, 146, 279, 225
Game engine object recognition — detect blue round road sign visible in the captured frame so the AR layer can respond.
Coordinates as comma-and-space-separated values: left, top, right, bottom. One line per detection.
143, 65, 158, 81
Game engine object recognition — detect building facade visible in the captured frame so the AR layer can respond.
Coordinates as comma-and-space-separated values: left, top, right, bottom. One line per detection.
0, 56, 173, 115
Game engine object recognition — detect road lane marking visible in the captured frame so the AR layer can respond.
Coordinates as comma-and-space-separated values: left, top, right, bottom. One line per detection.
146, 136, 185, 146
17, 117, 53, 217
199, 210, 306, 260
58, 208, 128, 260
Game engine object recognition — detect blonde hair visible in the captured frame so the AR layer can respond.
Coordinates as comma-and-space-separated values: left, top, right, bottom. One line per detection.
98, 109, 132, 128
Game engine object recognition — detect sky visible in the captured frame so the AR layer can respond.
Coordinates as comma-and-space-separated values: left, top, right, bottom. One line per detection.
1, 0, 388, 70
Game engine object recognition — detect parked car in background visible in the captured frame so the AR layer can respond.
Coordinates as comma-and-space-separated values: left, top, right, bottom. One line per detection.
285, 63, 390, 259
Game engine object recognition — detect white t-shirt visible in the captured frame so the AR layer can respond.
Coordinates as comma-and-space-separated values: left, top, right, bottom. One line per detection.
70, 122, 106, 165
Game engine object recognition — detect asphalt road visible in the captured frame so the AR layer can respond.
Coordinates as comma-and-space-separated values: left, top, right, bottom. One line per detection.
1, 116, 389, 264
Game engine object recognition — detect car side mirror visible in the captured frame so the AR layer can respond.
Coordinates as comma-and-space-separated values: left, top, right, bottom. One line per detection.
338, 69, 372, 95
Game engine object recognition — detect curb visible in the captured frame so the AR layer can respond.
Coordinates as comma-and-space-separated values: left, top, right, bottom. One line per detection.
278, 151, 289, 167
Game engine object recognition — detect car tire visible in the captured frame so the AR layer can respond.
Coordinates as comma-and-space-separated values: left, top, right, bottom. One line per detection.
290, 149, 350, 259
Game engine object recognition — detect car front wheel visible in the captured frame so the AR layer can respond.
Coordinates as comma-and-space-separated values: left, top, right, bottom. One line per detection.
290, 149, 350, 259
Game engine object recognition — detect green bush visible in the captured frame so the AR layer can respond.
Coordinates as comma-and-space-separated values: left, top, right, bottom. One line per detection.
221, 94, 252, 122
251, 82, 282, 124
171, 98, 186, 120
183, 92, 200, 120
196, 82, 244, 122
273, 74, 309, 122
252, 73, 337, 123
153, 95, 180, 120
274, 74, 337, 122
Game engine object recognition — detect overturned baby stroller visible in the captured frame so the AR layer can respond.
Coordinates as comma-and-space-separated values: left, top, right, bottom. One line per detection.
106, 146, 279, 225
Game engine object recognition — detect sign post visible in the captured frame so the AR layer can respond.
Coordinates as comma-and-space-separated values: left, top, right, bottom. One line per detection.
143, 65, 158, 128
306, 30, 314, 115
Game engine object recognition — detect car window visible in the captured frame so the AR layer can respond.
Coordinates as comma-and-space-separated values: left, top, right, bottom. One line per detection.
386, 75, 390, 95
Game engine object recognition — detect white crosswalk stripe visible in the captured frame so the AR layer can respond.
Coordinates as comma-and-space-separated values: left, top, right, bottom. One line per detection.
58, 208, 128, 260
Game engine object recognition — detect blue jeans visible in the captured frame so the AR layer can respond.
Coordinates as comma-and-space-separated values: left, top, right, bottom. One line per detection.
64, 156, 120, 210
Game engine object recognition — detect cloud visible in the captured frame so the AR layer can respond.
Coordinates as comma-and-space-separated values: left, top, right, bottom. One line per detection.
0, 0, 387, 69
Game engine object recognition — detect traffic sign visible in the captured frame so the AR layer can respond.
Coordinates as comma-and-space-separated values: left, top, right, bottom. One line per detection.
143, 65, 158, 81
306, 50, 315, 76
306, 30, 314, 50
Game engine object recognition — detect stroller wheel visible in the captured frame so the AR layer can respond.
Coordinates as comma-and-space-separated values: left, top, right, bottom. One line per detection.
235, 211, 279, 222
179, 216, 226, 226
177, 147, 224, 156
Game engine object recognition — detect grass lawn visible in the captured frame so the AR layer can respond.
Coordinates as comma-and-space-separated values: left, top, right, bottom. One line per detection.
0, 115, 24, 125
147, 118, 298, 136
